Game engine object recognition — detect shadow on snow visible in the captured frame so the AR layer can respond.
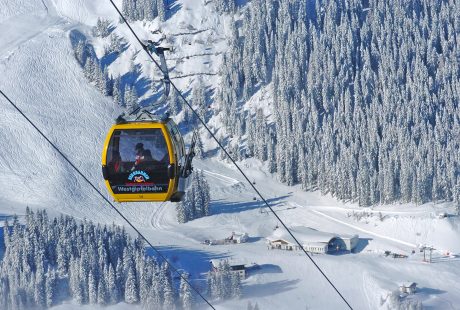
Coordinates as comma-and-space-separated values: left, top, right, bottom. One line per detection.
210, 195, 290, 215
352, 238, 372, 254
166, 0, 182, 21
145, 245, 229, 280
249, 264, 283, 275
244, 279, 301, 298
416, 287, 446, 295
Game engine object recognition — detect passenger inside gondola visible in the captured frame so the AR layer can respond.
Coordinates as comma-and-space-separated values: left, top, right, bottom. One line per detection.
104, 125, 180, 199
143, 149, 153, 161
109, 151, 124, 173
132, 143, 156, 170
132, 143, 146, 170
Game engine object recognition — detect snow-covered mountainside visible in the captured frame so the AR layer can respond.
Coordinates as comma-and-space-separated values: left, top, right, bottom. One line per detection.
1, 0, 460, 309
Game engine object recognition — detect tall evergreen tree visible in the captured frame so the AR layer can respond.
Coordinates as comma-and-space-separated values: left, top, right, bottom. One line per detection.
34, 252, 46, 308
124, 267, 138, 304
45, 269, 56, 308
179, 273, 193, 310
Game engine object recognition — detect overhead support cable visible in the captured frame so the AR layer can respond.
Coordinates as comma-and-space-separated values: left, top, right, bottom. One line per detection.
107, 1, 354, 309
0, 89, 216, 310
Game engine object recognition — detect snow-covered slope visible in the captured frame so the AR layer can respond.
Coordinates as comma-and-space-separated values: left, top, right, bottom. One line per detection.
0, 1, 118, 221
1, 0, 460, 309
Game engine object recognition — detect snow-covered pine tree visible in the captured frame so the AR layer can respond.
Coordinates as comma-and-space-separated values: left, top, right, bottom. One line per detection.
254, 109, 267, 161
219, 261, 232, 299
97, 275, 108, 305
454, 180, 460, 215
199, 170, 211, 216
144, 281, 159, 310
70, 257, 83, 304
161, 262, 175, 309
176, 170, 211, 223
130, 86, 139, 108
0, 275, 8, 310
176, 200, 187, 223
45, 269, 56, 308
2, 219, 9, 249
115, 257, 125, 299
92, 18, 112, 38
106, 263, 118, 304
191, 171, 203, 217
56, 239, 68, 277
207, 271, 220, 300
184, 106, 197, 129
88, 270, 98, 304
214, 0, 235, 14
192, 80, 207, 123
121, 0, 132, 22
157, 0, 165, 22
108, 33, 123, 54
105, 67, 113, 96
34, 252, 47, 308
152, 269, 163, 307
168, 88, 182, 115
124, 85, 133, 109
195, 132, 204, 159
124, 267, 139, 304
79, 251, 90, 304
113, 75, 123, 106
74, 40, 88, 66
139, 263, 150, 305
230, 272, 241, 299
179, 273, 193, 310
83, 56, 96, 82
121, 0, 162, 22
181, 191, 194, 223
144, 0, 158, 21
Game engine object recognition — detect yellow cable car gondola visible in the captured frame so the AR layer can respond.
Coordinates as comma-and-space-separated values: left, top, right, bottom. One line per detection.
102, 40, 195, 202
102, 113, 194, 202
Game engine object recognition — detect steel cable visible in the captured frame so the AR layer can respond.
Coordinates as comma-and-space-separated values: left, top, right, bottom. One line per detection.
108, 1, 354, 309
0, 89, 216, 310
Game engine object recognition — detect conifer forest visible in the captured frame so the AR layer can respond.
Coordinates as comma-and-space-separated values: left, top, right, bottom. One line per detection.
217, 0, 460, 207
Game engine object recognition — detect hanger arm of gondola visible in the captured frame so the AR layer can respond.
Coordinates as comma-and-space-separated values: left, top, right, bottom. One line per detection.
181, 130, 198, 178
119, 40, 172, 119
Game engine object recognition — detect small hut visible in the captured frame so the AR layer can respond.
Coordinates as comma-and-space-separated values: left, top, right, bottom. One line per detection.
399, 282, 417, 294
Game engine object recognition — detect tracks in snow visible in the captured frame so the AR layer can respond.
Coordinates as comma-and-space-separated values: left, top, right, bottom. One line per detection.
148, 170, 240, 232
201, 169, 239, 185
309, 207, 418, 248
150, 201, 168, 230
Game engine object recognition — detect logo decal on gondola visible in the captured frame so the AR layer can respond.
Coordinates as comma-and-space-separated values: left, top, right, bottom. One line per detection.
134, 175, 145, 183
128, 170, 150, 183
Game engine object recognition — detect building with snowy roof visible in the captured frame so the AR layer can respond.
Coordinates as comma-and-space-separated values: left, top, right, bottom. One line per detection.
399, 282, 417, 294
227, 232, 249, 244
266, 226, 359, 254
210, 259, 246, 280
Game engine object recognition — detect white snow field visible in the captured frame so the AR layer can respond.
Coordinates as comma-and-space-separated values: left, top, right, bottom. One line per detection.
1, 0, 460, 309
